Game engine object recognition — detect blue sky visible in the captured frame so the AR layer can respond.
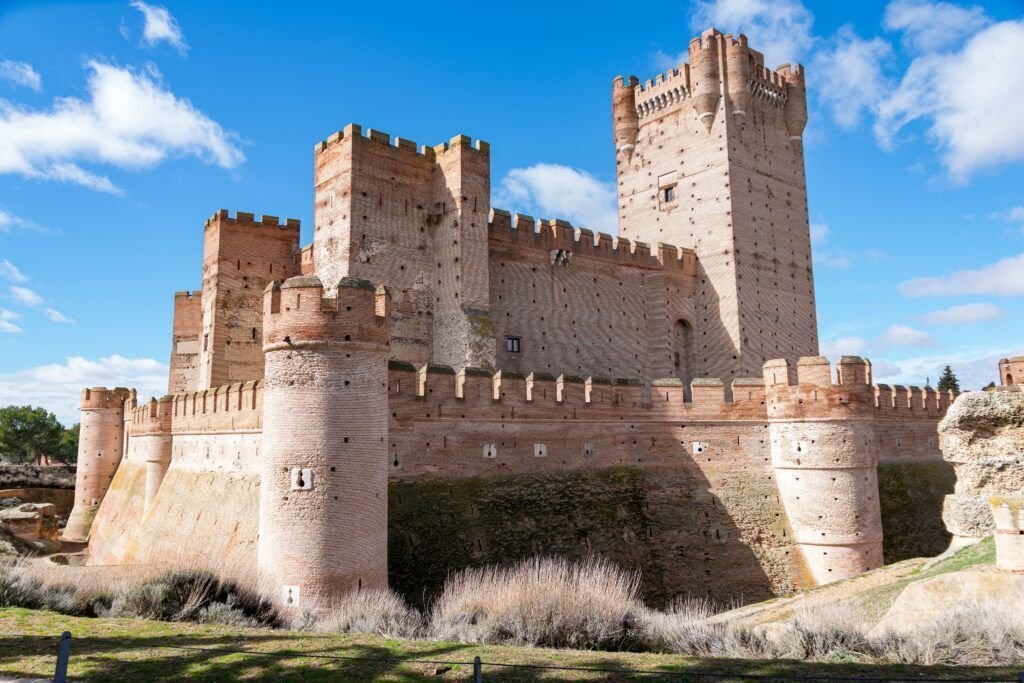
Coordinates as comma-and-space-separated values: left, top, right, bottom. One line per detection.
0, 0, 1022, 423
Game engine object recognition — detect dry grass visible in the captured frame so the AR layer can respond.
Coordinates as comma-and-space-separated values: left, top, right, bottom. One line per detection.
428, 556, 646, 650
293, 588, 422, 638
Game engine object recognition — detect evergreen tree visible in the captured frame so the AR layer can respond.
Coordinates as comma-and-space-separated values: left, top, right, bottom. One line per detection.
0, 405, 64, 464
937, 365, 960, 393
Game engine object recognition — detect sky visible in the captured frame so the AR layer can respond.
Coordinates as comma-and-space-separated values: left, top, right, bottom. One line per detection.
0, 0, 1022, 424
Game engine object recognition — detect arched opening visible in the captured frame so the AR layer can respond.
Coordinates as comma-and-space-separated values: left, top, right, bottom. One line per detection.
1008, 373, 1014, 385
674, 319, 695, 392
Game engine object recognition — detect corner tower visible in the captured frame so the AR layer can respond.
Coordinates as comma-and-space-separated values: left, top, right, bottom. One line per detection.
614, 28, 817, 382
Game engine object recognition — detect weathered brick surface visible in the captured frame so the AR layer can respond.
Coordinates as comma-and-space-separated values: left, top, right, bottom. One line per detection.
168, 291, 202, 393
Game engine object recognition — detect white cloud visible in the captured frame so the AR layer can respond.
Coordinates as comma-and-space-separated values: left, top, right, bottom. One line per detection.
129, 0, 188, 54
0, 60, 244, 193
875, 20, 1024, 181
0, 208, 48, 234
810, 27, 892, 129
883, 0, 990, 53
495, 163, 617, 234
918, 302, 1005, 325
821, 335, 869, 358
0, 355, 168, 425
0, 60, 41, 92
0, 259, 26, 283
876, 324, 934, 348
899, 253, 1024, 297
809, 222, 852, 268
42, 308, 73, 324
10, 285, 43, 307
0, 308, 21, 334
691, 0, 815, 66
870, 346, 1018, 391
809, 222, 829, 246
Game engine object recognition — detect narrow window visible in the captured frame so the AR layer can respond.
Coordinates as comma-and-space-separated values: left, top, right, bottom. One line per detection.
506, 336, 521, 353
203, 334, 209, 351
663, 185, 676, 203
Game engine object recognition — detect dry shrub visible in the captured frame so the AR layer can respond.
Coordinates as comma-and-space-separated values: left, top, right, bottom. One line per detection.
294, 588, 421, 638
429, 556, 645, 650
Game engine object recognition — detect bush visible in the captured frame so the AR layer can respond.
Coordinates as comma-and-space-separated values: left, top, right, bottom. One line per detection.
0, 559, 87, 614
429, 556, 646, 650
295, 588, 422, 638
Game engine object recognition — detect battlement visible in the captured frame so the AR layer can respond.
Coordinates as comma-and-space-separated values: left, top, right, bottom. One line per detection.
763, 356, 954, 419
203, 209, 300, 231
127, 395, 174, 435
80, 387, 134, 411
263, 275, 390, 350
487, 207, 695, 272
174, 290, 200, 300
314, 123, 489, 160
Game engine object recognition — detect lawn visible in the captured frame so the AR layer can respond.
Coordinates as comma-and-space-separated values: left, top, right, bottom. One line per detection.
1, 607, 1021, 681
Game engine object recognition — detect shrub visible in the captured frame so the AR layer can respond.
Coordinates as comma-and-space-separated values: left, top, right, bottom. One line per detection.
296, 588, 422, 638
429, 556, 645, 650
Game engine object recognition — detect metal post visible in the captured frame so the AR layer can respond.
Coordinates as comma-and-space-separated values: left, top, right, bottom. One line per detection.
54, 631, 71, 683
473, 655, 482, 683
1017, 672, 1023, 683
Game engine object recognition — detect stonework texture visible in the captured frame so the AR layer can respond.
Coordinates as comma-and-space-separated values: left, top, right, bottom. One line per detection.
75, 27, 964, 606
939, 389, 1024, 541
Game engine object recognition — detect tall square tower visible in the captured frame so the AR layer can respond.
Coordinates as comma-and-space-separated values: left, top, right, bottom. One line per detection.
614, 28, 818, 382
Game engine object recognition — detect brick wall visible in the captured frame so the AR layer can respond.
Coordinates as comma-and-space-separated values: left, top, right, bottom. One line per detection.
168, 291, 202, 394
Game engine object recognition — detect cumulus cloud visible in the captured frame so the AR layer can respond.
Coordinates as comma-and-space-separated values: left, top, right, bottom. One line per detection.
691, 0, 815, 66
870, 346, 1017, 390
0, 309, 21, 334
0, 60, 41, 91
810, 27, 892, 129
495, 164, 617, 234
918, 302, 1005, 325
0, 60, 244, 193
130, 1, 188, 54
0, 259, 26, 283
0, 355, 168, 424
899, 253, 1024, 297
883, 0, 990, 53
820, 335, 869, 358
874, 20, 1024, 181
876, 324, 934, 348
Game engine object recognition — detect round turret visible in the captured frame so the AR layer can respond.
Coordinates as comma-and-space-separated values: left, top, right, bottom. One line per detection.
689, 31, 721, 133
764, 357, 884, 585
725, 34, 751, 116
612, 76, 640, 162
259, 275, 391, 609
134, 395, 174, 512
781, 64, 808, 140
64, 387, 134, 541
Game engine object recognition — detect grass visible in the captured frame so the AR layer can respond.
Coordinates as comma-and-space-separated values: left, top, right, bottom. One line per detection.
2, 607, 1022, 682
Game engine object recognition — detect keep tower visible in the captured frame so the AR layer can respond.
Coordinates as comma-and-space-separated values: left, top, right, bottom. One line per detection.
613, 28, 818, 382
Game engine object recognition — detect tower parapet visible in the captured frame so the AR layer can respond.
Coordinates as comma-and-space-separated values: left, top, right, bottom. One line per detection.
764, 357, 884, 585
128, 395, 175, 512
259, 275, 391, 608
64, 387, 134, 541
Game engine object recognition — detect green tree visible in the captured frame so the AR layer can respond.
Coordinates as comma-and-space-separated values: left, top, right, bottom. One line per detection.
937, 365, 960, 393
56, 423, 80, 464
0, 405, 64, 464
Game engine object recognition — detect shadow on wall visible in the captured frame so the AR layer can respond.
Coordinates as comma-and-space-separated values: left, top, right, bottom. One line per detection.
878, 461, 955, 563
388, 465, 786, 610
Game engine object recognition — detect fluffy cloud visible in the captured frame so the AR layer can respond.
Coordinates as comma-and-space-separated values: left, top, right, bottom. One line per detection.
875, 20, 1024, 181
0, 309, 21, 334
883, 0, 990, 53
810, 27, 891, 129
130, 1, 188, 54
820, 335, 869, 358
876, 324, 934, 348
870, 347, 1017, 390
0, 60, 243, 193
10, 285, 43, 307
0, 259, 26, 283
495, 164, 617, 234
918, 302, 1005, 325
899, 253, 1024, 297
0, 355, 168, 425
0, 60, 41, 91
691, 0, 815, 66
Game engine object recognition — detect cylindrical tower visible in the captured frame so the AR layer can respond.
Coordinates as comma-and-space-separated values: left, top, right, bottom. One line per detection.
725, 34, 751, 116
136, 395, 174, 512
765, 356, 884, 585
259, 275, 391, 609
612, 75, 640, 162
781, 64, 808, 141
688, 30, 721, 133
63, 386, 133, 541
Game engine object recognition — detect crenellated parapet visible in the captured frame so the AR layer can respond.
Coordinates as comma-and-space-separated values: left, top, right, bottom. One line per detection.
64, 387, 135, 542
203, 209, 300, 232
314, 123, 489, 161
487, 207, 696, 273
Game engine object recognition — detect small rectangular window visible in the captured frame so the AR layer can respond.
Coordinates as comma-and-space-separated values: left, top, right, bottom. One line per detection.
663, 186, 677, 203
506, 336, 521, 353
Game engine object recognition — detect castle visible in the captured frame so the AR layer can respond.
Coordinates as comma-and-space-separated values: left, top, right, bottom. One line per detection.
65, 29, 958, 609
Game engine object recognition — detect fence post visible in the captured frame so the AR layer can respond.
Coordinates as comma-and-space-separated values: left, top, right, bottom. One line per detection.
473, 655, 482, 682
1017, 672, 1023, 683
54, 631, 72, 683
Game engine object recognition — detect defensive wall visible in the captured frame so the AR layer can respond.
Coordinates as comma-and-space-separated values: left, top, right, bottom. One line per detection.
83, 308, 952, 606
